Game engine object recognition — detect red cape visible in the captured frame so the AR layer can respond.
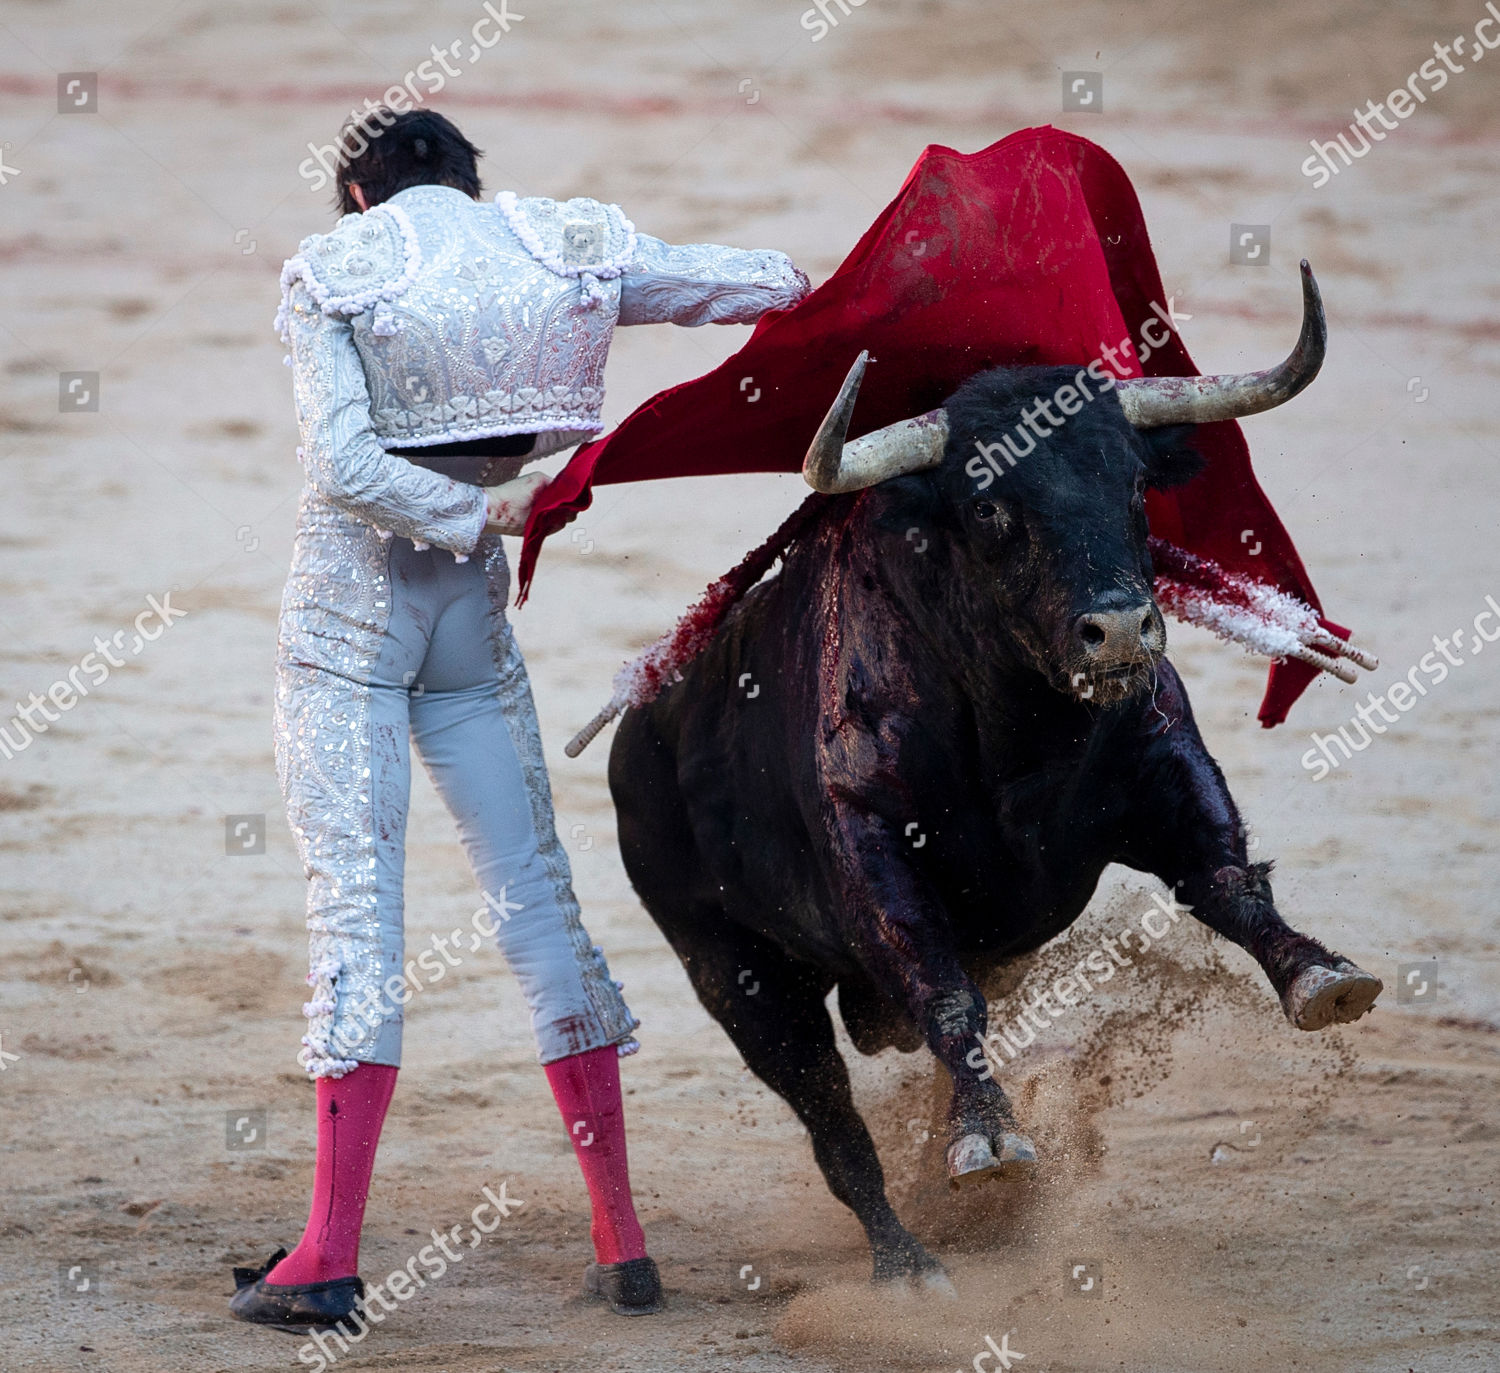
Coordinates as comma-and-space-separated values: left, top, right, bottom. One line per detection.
520, 125, 1343, 726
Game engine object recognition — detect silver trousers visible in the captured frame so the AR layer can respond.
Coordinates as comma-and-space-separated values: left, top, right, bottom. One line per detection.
274, 469, 637, 1078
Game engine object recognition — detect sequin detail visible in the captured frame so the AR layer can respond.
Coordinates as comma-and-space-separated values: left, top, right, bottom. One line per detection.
277, 509, 638, 1076
274, 201, 421, 342
276, 183, 809, 452
495, 190, 637, 308
275, 496, 395, 1078
281, 273, 486, 554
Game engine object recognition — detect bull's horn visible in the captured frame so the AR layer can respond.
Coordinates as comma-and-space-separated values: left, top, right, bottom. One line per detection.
1114, 260, 1326, 428
802, 350, 949, 493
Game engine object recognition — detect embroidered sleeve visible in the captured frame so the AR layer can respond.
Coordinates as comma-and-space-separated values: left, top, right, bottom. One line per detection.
617, 232, 811, 327
281, 280, 487, 553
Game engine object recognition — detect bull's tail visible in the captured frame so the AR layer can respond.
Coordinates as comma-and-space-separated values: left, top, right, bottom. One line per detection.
566, 493, 834, 757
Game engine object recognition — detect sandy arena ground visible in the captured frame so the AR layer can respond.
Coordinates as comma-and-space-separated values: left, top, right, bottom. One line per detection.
0, 1, 1497, 1369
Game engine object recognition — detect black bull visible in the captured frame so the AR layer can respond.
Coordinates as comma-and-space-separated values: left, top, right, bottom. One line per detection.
608, 364, 1382, 1285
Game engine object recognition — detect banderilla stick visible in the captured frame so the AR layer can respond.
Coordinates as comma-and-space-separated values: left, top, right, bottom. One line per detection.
565, 695, 625, 758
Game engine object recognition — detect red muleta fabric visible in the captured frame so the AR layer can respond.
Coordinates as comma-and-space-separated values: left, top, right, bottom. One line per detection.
518, 125, 1346, 727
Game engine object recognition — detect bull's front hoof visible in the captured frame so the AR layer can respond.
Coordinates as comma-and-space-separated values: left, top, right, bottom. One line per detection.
872, 1237, 953, 1297
945, 1131, 1037, 1188
914, 1266, 958, 1300
1282, 959, 1383, 1030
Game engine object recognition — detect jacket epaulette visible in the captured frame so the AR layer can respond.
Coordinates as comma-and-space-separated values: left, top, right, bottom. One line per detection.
274, 203, 423, 342
494, 192, 637, 307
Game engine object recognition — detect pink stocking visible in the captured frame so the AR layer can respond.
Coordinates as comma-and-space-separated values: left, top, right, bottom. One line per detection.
543, 1046, 647, 1264
267, 1063, 398, 1285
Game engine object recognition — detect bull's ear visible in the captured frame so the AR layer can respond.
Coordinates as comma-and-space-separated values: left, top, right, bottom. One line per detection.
869, 471, 945, 533
1141, 424, 1206, 490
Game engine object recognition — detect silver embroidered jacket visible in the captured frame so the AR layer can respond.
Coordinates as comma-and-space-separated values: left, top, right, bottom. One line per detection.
275, 182, 810, 554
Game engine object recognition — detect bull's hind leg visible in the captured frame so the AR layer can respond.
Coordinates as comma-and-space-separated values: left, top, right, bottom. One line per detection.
1133, 663, 1383, 1028
611, 708, 945, 1285
662, 912, 949, 1289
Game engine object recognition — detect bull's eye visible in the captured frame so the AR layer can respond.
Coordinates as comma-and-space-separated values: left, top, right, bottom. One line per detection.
973, 500, 999, 520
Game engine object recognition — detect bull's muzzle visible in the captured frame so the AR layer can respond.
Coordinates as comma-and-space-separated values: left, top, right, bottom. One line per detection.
1070, 599, 1165, 699
1074, 601, 1162, 661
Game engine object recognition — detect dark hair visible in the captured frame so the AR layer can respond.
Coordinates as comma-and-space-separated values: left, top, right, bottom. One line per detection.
333, 109, 483, 216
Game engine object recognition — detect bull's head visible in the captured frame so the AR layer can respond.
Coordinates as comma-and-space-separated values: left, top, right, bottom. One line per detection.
803, 262, 1326, 705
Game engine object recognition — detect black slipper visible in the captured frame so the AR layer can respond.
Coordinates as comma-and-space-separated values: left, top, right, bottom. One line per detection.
228, 1249, 366, 1335
583, 1256, 665, 1315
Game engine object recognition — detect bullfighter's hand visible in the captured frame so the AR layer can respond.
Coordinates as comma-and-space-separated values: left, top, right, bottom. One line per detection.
482, 471, 550, 535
